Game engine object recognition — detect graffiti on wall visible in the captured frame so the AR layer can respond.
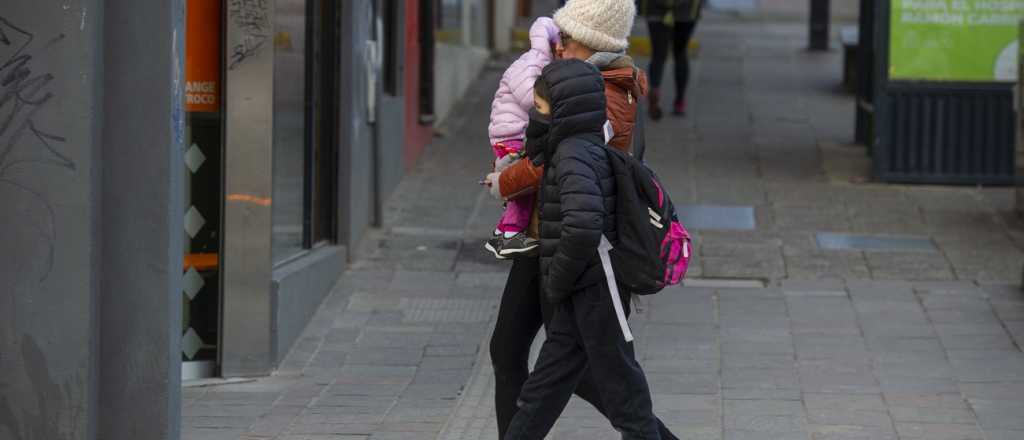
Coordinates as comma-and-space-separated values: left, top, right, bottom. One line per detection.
228, 0, 270, 69
0, 16, 74, 283
0, 16, 79, 440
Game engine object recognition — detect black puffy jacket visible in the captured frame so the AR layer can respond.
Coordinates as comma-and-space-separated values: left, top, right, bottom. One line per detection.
535, 60, 618, 304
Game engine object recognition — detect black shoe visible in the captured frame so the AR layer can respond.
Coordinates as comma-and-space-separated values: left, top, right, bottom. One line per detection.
498, 233, 539, 258
485, 237, 508, 260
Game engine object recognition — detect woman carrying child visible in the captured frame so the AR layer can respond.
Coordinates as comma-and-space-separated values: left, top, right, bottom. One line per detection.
483, 1, 677, 439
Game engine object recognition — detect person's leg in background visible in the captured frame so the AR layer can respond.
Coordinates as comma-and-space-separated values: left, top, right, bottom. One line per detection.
647, 20, 671, 121
490, 257, 544, 438
672, 21, 698, 116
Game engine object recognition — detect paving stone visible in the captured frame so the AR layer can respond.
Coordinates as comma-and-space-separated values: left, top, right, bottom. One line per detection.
938, 333, 1018, 351
865, 252, 955, 281
701, 253, 787, 279
803, 393, 891, 427
182, 427, 249, 440
1004, 321, 1024, 348
807, 424, 898, 440
279, 435, 369, 440
647, 372, 721, 395
724, 429, 808, 440
722, 367, 800, 391
887, 394, 976, 425
894, 422, 985, 440
722, 353, 796, 370
981, 430, 1024, 440
969, 399, 1024, 430
793, 335, 869, 360
947, 350, 1024, 382
798, 359, 880, 394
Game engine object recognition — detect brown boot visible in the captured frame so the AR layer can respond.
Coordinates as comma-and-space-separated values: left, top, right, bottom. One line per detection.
649, 88, 663, 121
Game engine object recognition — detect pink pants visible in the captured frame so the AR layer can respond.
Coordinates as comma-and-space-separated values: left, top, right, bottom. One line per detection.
493, 141, 534, 234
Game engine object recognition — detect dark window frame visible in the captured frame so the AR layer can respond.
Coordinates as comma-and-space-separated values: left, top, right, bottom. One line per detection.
301, 0, 339, 250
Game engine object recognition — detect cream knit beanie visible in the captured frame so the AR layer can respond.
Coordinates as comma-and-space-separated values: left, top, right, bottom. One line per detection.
553, 0, 636, 53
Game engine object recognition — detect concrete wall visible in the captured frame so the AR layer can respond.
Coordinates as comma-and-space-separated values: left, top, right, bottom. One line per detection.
0, 0, 183, 439
434, 44, 490, 126
271, 247, 346, 363
0, 2, 102, 439
339, 0, 377, 252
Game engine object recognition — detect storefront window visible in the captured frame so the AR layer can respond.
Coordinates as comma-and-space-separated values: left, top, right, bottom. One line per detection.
272, 0, 308, 263
271, 0, 336, 264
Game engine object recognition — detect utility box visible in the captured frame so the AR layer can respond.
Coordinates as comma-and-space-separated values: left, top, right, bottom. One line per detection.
872, 0, 1022, 184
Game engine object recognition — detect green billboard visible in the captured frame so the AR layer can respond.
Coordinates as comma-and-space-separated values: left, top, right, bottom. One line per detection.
889, 0, 1024, 82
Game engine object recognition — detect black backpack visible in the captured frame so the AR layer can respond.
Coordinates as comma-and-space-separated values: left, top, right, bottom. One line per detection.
604, 146, 692, 295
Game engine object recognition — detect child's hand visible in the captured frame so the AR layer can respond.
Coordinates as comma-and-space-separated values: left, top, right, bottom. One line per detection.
494, 154, 520, 173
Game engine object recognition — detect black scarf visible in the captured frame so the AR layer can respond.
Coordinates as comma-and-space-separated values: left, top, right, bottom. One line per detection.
524, 108, 551, 165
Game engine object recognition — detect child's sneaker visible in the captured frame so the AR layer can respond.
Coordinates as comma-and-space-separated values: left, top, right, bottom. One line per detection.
498, 233, 539, 258
485, 236, 508, 260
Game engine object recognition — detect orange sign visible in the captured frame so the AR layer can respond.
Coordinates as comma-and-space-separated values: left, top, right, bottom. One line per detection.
185, 0, 221, 112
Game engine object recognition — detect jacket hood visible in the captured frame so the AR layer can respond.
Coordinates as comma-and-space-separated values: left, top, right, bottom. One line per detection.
540, 59, 607, 159
529, 17, 560, 55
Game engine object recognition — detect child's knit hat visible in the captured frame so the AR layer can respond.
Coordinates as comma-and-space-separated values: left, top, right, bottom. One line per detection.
553, 0, 636, 53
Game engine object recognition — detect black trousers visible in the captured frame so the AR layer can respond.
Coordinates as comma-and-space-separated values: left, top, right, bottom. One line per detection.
647, 20, 698, 102
490, 258, 675, 439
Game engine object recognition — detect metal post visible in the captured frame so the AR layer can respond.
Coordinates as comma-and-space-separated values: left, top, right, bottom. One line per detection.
1016, 20, 1024, 220
809, 0, 831, 51
1019, 32, 1024, 286
221, 0, 276, 376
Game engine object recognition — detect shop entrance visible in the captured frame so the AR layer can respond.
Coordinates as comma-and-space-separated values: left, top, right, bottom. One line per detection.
182, 0, 224, 380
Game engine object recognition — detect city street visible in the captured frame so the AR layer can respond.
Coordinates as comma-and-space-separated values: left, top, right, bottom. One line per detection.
184, 9, 1024, 440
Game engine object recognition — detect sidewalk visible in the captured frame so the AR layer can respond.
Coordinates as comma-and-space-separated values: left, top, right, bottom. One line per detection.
184, 10, 1024, 440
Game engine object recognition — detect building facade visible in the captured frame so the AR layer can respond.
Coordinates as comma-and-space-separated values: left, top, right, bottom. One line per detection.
0, 0, 507, 438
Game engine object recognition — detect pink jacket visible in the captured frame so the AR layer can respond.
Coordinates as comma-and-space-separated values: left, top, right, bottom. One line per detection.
488, 17, 560, 146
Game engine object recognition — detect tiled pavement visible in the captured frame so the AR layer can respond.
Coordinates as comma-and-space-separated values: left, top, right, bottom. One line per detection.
184, 9, 1024, 440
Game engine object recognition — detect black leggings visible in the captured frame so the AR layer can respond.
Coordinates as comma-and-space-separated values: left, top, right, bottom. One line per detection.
489, 257, 678, 439
648, 20, 697, 102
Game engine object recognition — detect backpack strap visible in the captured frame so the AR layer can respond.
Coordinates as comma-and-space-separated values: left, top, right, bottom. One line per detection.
632, 97, 648, 162
599, 235, 634, 342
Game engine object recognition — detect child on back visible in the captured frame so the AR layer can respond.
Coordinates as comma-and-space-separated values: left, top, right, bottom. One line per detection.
484, 17, 560, 259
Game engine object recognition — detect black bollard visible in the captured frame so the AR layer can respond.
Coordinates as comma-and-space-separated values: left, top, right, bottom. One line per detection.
809, 0, 831, 51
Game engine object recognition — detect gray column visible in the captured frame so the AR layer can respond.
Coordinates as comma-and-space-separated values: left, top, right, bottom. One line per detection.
99, 0, 185, 439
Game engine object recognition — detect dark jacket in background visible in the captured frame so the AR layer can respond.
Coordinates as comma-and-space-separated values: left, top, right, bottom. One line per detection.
640, 0, 703, 22
534, 60, 618, 303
